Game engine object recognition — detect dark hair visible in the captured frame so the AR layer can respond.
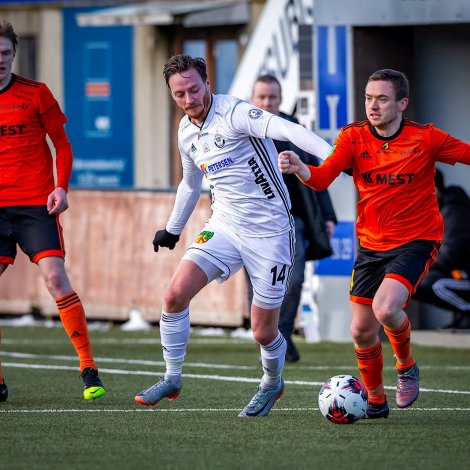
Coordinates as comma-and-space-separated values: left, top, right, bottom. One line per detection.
367, 69, 409, 101
434, 168, 445, 192
254, 74, 282, 92
0, 20, 18, 51
162, 54, 207, 87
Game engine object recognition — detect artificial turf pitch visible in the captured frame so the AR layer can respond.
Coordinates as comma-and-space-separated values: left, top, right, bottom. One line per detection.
1, 325, 469, 469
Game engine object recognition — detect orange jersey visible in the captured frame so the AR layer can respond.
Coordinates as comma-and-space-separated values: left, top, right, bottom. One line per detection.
0, 74, 70, 206
304, 119, 470, 250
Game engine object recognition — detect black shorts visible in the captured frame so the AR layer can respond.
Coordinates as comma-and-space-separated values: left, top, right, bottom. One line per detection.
0, 206, 65, 265
350, 240, 440, 305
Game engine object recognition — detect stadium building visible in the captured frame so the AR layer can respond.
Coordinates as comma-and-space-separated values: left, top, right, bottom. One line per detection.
1, 0, 469, 335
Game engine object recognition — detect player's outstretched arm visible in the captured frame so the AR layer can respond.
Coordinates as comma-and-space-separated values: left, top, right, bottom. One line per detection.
266, 115, 332, 161
278, 151, 311, 181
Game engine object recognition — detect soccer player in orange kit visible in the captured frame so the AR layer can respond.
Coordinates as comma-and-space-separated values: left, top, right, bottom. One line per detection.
0, 21, 105, 402
279, 69, 470, 418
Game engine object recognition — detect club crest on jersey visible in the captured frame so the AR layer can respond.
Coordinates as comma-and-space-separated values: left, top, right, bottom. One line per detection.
248, 108, 263, 119
381, 142, 390, 150
195, 230, 214, 244
214, 133, 225, 148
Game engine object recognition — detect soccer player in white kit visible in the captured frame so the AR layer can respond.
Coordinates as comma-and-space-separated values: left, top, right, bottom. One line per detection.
135, 55, 332, 417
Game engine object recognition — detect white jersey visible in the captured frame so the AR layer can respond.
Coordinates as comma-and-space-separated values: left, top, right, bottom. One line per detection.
169, 94, 293, 238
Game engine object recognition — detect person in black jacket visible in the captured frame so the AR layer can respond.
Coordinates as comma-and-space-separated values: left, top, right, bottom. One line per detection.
414, 169, 470, 328
246, 75, 337, 361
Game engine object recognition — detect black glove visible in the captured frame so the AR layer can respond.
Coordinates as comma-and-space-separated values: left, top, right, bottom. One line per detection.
153, 229, 180, 252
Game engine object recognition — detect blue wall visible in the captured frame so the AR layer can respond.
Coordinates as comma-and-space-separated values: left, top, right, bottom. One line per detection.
63, 7, 134, 188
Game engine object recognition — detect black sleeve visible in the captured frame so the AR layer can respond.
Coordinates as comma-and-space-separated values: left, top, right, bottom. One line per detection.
316, 190, 337, 223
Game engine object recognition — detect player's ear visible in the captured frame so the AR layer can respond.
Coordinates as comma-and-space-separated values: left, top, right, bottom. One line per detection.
399, 97, 409, 112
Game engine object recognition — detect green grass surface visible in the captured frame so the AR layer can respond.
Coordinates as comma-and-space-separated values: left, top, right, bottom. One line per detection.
1, 325, 469, 469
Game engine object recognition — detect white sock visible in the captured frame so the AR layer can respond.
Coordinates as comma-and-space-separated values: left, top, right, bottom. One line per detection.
259, 331, 286, 389
160, 308, 190, 385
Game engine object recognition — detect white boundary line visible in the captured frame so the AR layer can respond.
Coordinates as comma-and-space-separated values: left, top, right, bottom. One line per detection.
2, 350, 470, 372
2, 338, 254, 346
2, 407, 470, 414
3, 361, 470, 395
0, 351, 256, 370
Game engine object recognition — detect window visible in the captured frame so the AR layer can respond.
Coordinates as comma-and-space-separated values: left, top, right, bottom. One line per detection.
214, 39, 237, 94
182, 37, 237, 94
169, 28, 241, 184
16, 36, 37, 80
183, 40, 206, 60
178, 27, 239, 94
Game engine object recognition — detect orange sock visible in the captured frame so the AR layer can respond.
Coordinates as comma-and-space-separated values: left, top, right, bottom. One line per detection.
384, 316, 415, 370
355, 341, 386, 404
57, 292, 96, 371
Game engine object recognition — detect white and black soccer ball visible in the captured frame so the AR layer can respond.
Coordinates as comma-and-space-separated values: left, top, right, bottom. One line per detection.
318, 374, 368, 424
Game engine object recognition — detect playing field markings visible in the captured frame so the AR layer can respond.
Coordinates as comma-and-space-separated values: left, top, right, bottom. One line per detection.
1, 407, 470, 414
3, 361, 470, 395
2, 350, 470, 372
0, 351, 257, 370
2, 337, 255, 346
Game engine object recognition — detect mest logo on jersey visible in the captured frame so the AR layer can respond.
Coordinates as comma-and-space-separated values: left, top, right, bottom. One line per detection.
248, 108, 263, 119
361, 171, 416, 185
0, 124, 26, 136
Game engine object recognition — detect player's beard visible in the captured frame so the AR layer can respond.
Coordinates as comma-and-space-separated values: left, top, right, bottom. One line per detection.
186, 92, 211, 124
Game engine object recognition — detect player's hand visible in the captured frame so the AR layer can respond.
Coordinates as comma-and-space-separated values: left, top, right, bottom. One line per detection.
324, 220, 336, 238
47, 187, 69, 215
278, 151, 311, 181
153, 229, 180, 252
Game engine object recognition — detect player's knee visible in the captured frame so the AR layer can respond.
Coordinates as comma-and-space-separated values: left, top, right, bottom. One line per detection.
163, 285, 189, 312
350, 321, 376, 345
43, 268, 70, 295
253, 328, 277, 346
372, 298, 399, 324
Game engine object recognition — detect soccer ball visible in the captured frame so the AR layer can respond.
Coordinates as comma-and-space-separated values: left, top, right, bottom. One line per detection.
318, 374, 368, 424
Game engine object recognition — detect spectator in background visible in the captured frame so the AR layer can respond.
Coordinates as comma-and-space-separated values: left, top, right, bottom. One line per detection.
247, 75, 337, 362
0, 21, 105, 402
414, 169, 470, 328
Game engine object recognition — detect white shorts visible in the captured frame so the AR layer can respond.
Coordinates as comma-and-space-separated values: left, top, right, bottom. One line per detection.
182, 219, 295, 309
